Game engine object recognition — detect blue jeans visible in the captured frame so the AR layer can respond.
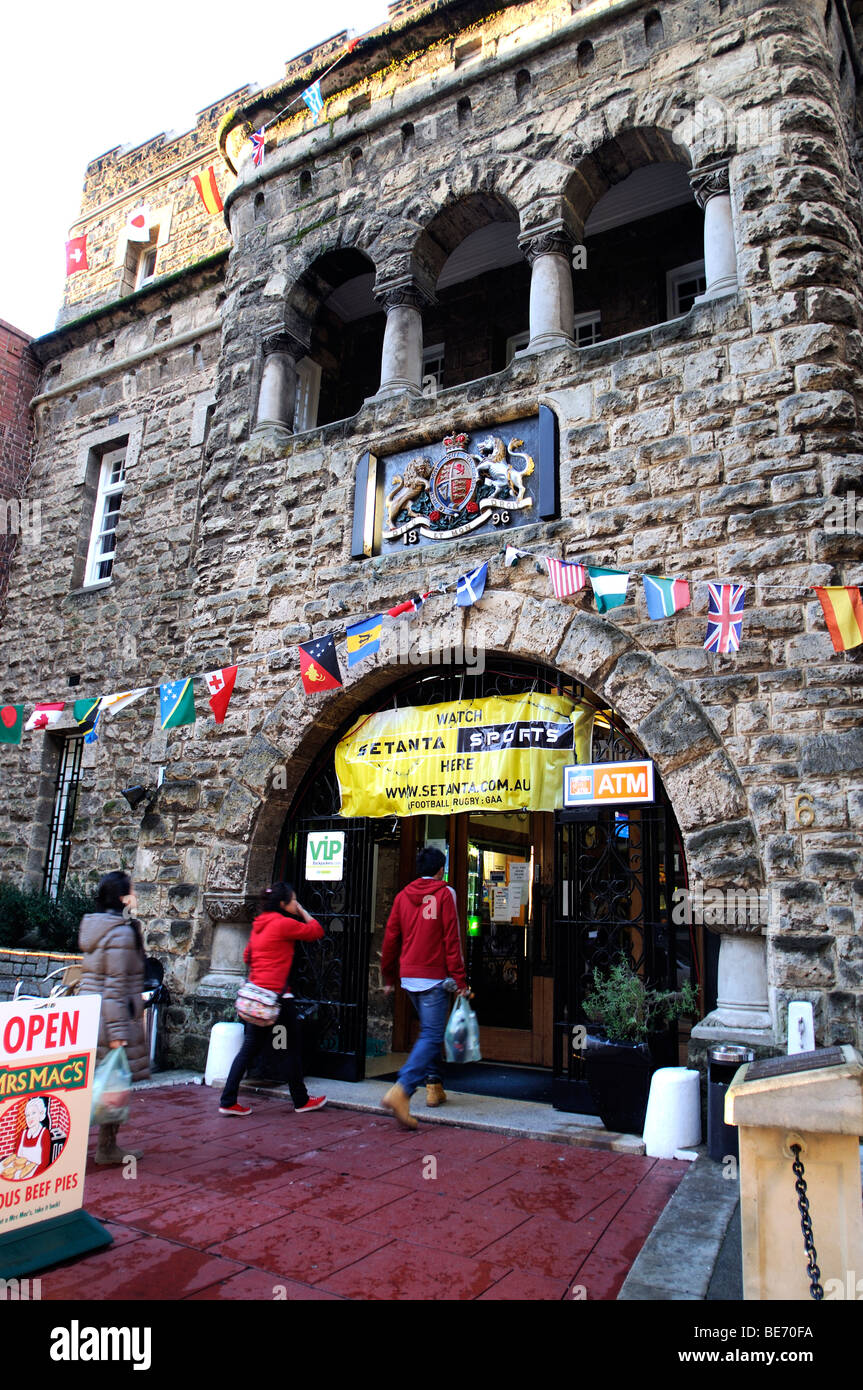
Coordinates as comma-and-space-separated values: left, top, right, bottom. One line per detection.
398, 984, 449, 1098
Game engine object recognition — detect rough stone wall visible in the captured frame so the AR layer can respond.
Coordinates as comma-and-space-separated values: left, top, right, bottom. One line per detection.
0, 320, 38, 621
0, 0, 861, 1071
0, 950, 81, 1004
59, 90, 242, 327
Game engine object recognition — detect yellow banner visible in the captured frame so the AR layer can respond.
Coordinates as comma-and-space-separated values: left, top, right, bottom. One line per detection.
335, 693, 593, 818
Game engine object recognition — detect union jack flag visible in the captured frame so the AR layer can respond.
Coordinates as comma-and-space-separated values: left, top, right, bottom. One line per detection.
704, 582, 745, 654
251, 128, 266, 167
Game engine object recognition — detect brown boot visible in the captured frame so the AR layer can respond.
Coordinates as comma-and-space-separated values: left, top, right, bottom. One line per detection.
381, 1083, 418, 1130
94, 1123, 143, 1165
425, 1082, 446, 1108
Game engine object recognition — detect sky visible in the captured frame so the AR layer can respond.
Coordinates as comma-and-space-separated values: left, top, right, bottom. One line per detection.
2, 0, 389, 339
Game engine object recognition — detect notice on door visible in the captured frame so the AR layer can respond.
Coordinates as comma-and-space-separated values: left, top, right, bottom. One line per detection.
306, 830, 345, 880
563, 759, 655, 807
336, 694, 594, 818
0, 994, 101, 1235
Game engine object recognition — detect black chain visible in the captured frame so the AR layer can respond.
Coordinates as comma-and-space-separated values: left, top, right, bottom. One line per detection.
790, 1144, 823, 1300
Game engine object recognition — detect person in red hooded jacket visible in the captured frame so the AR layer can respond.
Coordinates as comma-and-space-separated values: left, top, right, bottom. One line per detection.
219, 882, 327, 1116
380, 846, 468, 1130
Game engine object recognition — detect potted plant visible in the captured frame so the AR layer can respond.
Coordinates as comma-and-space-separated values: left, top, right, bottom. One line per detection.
581, 956, 699, 1135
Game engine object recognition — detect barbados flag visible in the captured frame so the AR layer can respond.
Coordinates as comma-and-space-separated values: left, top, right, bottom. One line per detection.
643, 574, 691, 620
346, 616, 383, 667
159, 679, 196, 729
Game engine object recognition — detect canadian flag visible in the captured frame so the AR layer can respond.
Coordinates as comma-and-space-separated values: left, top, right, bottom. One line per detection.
65, 236, 88, 276
126, 206, 151, 242
204, 666, 237, 724
24, 702, 65, 732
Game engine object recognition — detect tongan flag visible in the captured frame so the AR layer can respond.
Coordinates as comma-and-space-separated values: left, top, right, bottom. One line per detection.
346, 617, 383, 667
100, 688, 148, 718
192, 167, 224, 215
587, 566, 629, 613
65, 236, 88, 276
205, 666, 238, 723
643, 574, 691, 620
25, 702, 65, 732
704, 583, 745, 654
301, 79, 324, 121
814, 586, 863, 652
545, 557, 587, 600
251, 128, 266, 167
0, 704, 24, 745
456, 562, 488, 608
299, 635, 343, 693
125, 206, 150, 242
160, 679, 196, 729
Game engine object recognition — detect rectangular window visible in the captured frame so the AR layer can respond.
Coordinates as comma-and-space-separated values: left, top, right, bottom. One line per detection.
84, 445, 126, 586
294, 359, 322, 432
505, 331, 529, 366
422, 342, 445, 391
43, 737, 84, 898
136, 245, 158, 289
667, 260, 706, 318
573, 310, 602, 347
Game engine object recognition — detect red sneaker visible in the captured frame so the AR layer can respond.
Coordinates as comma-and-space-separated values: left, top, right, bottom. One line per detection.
295, 1096, 327, 1112
219, 1104, 252, 1115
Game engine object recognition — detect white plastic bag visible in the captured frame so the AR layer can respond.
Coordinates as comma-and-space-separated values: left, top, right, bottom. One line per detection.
91, 1046, 132, 1125
444, 995, 481, 1064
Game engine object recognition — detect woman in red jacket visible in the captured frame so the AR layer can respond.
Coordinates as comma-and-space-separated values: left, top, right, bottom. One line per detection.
219, 882, 327, 1116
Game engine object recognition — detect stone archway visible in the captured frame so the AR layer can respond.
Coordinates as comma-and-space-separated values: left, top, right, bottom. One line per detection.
199, 598, 770, 1045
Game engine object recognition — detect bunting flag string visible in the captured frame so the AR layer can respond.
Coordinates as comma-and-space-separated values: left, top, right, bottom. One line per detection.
1, 547, 858, 746
247, 32, 363, 161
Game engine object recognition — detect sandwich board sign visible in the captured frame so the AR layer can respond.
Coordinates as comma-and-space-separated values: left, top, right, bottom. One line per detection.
0, 994, 110, 1275
564, 759, 655, 808
306, 830, 345, 881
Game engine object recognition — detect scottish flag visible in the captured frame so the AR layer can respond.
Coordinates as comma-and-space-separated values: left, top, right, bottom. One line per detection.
456, 562, 488, 608
302, 80, 324, 121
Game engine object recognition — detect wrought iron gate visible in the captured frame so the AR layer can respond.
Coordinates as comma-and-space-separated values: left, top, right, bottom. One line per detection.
275, 765, 375, 1082
551, 795, 686, 1112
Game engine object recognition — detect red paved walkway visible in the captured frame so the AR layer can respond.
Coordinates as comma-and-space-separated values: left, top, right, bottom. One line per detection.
43, 1085, 686, 1301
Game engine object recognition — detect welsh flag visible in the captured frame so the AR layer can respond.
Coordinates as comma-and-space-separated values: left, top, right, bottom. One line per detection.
25, 702, 65, 732
205, 666, 237, 723
0, 704, 24, 744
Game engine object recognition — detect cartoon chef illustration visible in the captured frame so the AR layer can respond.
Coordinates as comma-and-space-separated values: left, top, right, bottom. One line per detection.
15, 1096, 52, 1176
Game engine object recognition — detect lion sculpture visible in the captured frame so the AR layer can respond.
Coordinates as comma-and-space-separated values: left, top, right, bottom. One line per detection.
476, 436, 535, 505
385, 456, 432, 528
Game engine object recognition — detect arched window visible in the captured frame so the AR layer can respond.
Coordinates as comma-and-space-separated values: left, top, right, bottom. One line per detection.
254, 192, 265, 223
515, 69, 531, 102
299, 170, 312, 194
289, 248, 385, 428
577, 40, 595, 73
645, 9, 664, 46
350, 147, 364, 177
401, 122, 415, 154
457, 97, 472, 128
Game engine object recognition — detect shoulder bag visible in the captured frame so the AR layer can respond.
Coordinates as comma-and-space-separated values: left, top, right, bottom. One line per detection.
235, 945, 281, 1026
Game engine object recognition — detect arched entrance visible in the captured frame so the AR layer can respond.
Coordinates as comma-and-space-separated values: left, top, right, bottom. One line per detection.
273, 658, 700, 1111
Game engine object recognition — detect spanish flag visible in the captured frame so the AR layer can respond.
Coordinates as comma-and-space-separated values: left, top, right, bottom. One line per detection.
815, 586, 863, 652
192, 167, 224, 215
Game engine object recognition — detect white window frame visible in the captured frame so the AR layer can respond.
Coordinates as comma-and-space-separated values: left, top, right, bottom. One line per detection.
135, 241, 159, 290
573, 310, 602, 347
666, 259, 706, 318
293, 359, 322, 433
84, 446, 126, 587
422, 342, 446, 391
505, 331, 529, 365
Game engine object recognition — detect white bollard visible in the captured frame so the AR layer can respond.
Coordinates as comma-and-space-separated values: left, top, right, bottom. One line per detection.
204, 1022, 245, 1086
642, 1067, 701, 1158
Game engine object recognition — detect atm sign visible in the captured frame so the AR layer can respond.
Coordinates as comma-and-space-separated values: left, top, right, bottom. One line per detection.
564, 760, 655, 807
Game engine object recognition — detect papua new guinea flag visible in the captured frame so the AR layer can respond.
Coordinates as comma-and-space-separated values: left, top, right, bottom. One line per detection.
0, 704, 24, 744
160, 679, 196, 729
299, 635, 343, 693
642, 574, 691, 620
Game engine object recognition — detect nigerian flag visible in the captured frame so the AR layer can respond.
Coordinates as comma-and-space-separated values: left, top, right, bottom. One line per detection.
587, 566, 629, 613
159, 679, 196, 729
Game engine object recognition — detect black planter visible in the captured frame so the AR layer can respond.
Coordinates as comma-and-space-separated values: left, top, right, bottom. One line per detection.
584, 1032, 655, 1135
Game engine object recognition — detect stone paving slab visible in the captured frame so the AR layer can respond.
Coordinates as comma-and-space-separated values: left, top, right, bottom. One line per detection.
34, 1080, 691, 1301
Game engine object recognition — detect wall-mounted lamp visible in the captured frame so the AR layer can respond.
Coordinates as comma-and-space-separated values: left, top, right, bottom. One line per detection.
121, 785, 157, 811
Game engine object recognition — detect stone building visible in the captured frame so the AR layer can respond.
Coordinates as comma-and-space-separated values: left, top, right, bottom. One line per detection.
0, 319, 39, 618
1, 0, 862, 1102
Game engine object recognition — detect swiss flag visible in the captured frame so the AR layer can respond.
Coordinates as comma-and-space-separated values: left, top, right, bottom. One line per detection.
205, 666, 237, 723
126, 206, 150, 242
65, 236, 88, 276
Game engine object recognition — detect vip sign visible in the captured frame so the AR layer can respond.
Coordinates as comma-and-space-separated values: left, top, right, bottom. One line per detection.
306, 830, 345, 881
0, 995, 101, 1235
564, 759, 655, 807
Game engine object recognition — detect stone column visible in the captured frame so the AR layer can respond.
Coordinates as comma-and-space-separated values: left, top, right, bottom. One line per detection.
691, 933, 774, 1046
374, 282, 428, 398
518, 222, 577, 353
254, 331, 305, 432
197, 896, 258, 995
690, 161, 738, 301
